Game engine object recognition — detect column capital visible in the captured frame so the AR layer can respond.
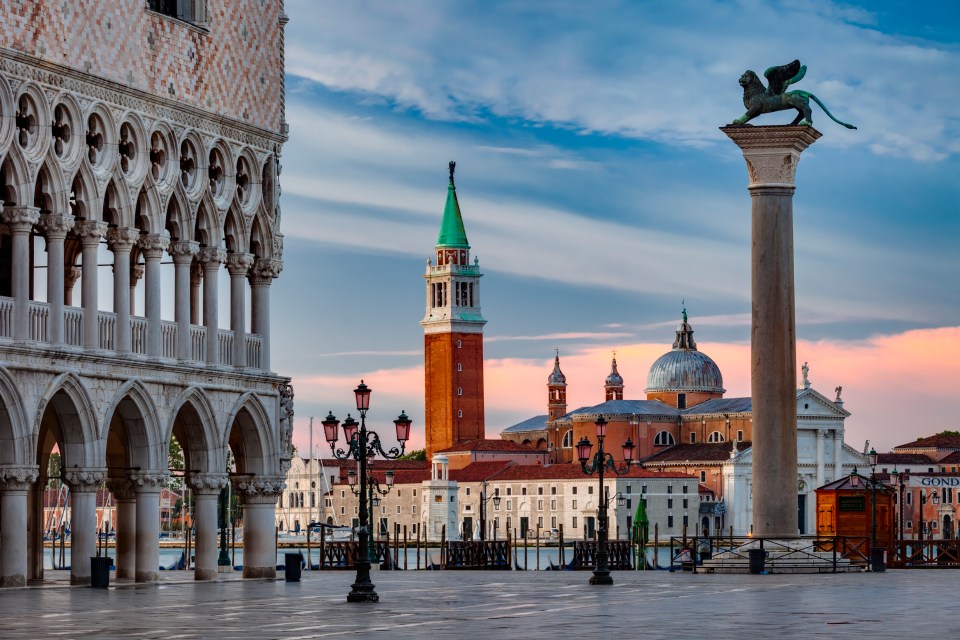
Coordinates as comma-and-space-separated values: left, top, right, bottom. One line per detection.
75, 220, 108, 246
65, 266, 81, 289
169, 239, 200, 264
197, 246, 227, 268
130, 263, 145, 283
106, 478, 138, 501
63, 467, 107, 492
226, 252, 255, 276
128, 471, 168, 493
106, 226, 140, 252
232, 476, 285, 503
138, 232, 171, 259
248, 258, 282, 285
187, 473, 228, 495
0, 465, 39, 492
1, 205, 41, 232
38, 213, 76, 240
720, 125, 822, 188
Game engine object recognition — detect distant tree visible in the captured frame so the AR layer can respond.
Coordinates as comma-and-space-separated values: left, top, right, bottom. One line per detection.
46, 452, 62, 488
399, 449, 426, 461
168, 437, 185, 490
938, 430, 960, 437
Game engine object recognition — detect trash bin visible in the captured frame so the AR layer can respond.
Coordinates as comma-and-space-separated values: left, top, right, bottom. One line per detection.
870, 547, 886, 573
284, 553, 302, 582
748, 548, 766, 574
90, 556, 112, 588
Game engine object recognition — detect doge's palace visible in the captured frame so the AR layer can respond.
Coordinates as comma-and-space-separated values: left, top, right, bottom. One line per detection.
0, 1, 292, 585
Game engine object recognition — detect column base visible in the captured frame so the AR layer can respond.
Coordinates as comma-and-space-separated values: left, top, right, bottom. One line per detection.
218, 565, 232, 573
135, 570, 158, 583
347, 591, 380, 603
70, 575, 91, 586
1, 574, 26, 588
242, 566, 276, 579
195, 568, 218, 581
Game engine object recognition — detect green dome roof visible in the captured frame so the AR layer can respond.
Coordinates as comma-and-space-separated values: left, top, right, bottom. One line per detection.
437, 163, 469, 248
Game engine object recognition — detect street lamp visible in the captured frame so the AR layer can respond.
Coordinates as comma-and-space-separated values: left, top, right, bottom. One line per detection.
919, 487, 940, 548
324, 381, 412, 603
890, 468, 902, 541
868, 448, 880, 571
348, 468, 394, 563
478, 482, 502, 542
576, 415, 636, 585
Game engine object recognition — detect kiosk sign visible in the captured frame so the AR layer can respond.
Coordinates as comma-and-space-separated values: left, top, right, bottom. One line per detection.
838, 495, 865, 512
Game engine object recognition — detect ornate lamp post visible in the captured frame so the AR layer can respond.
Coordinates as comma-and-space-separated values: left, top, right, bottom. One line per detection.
348, 468, 393, 563
919, 488, 940, 549
868, 448, 878, 552
323, 381, 412, 603
478, 484, 502, 541
576, 415, 636, 585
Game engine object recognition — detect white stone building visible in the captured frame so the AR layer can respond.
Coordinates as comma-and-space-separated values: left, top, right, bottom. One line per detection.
0, 1, 290, 586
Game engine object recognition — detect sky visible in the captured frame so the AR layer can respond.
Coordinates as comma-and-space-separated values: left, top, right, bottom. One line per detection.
273, 0, 960, 457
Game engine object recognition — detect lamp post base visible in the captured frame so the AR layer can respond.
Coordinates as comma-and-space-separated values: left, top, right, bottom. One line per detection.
590, 568, 613, 585
347, 589, 380, 603
347, 561, 379, 603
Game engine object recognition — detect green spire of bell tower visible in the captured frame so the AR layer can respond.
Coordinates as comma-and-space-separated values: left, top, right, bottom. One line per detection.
437, 160, 470, 248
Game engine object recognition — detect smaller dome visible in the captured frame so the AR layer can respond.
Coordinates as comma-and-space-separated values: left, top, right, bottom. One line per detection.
605, 356, 623, 387
548, 353, 566, 385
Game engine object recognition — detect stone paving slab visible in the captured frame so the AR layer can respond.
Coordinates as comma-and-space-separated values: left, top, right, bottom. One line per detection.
0, 569, 949, 639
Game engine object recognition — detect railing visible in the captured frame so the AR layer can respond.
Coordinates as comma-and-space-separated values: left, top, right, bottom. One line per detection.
667, 535, 871, 571
315, 541, 394, 570
889, 539, 960, 567
0, 297, 264, 369
570, 540, 634, 570
427, 263, 480, 275
443, 541, 512, 569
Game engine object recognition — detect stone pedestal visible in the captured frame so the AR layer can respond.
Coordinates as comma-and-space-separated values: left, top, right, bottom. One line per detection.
188, 474, 227, 581
721, 125, 821, 538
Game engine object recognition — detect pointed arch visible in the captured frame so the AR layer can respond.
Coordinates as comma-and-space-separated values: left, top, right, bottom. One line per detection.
0, 147, 33, 206
164, 183, 192, 242
166, 386, 220, 475
249, 209, 274, 260
33, 156, 70, 215
193, 191, 221, 248
134, 186, 162, 236
0, 366, 30, 466
101, 178, 134, 228
69, 162, 101, 222
102, 379, 165, 472
222, 392, 277, 476
35, 373, 101, 469
223, 202, 248, 254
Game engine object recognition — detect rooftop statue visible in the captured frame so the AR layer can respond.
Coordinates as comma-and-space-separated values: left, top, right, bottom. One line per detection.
731, 60, 857, 130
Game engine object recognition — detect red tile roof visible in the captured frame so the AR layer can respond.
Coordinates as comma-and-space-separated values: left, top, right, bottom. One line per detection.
436, 439, 543, 454
642, 442, 750, 464
876, 452, 935, 465
449, 461, 515, 483
894, 433, 960, 450
485, 463, 694, 481
936, 451, 960, 465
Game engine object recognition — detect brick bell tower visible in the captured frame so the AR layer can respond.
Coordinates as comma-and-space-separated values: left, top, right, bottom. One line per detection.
422, 162, 486, 460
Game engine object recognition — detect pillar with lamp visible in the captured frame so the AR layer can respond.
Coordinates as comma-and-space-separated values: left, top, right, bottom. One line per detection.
576, 414, 636, 585
322, 381, 412, 603
347, 468, 394, 564
478, 481, 501, 542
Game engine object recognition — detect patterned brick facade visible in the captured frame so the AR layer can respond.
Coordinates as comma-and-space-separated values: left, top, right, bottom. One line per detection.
424, 332, 485, 459
0, 0, 286, 134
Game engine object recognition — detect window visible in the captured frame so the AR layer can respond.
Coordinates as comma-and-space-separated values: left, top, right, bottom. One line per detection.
464, 505, 471, 512
494, 517, 500, 530
147, 0, 207, 25
906, 521, 912, 529
551, 499, 557, 510
588, 486, 594, 495
522, 487, 527, 495
507, 487, 512, 496
458, 410, 463, 418
708, 431, 725, 443
412, 505, 417, 514
668, 498, 673, 509
458, 387, 462, 396
627, 499, 632, 509
340, 490, 345, 499
538, 500, 543, 510
641, 485, 647, 494
507, 500, 513, 509
700, 471, 707, 482
457, 340, 462, 348
340, 506, 345, 515
737, 430, 744, 442
626, 486, 632, 494
683, 499, 688, 509
572, 487, 578, 495
683, 515, 689, 527
689, 432, 697, 444
668, 515, 674, 528
435, 495, 443, 503
906, 492, 912, 505
572, 517, 578, 529
682, 485, 688, 494
562, 430, 574, 448
538, 487, 544, 495
413, 489, 417, 497
537, 516, 543, 528
551, 486, 557, 495
551, 516, 557, 528
677, 393, 687, 409
654, 431, 675, 446
507, 517, 512, 530
457, 363, 462, 372
466, 488, 471, 496
572, 500, 577, 509
667, 486, 673, 494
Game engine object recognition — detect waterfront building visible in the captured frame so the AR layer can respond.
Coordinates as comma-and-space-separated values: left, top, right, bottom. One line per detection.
0, 1, 290, 586
882, 433, 960, 540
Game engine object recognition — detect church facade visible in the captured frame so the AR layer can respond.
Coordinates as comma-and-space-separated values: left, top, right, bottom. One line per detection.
0, 1, 290, 586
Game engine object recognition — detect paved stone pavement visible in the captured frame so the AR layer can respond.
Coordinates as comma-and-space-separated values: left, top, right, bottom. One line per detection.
0, 569, 950, 639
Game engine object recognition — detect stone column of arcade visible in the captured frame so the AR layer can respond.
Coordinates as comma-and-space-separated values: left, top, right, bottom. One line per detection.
198, 247, 226, 365
226, 253, 254, 368
130, 472, 166, 582
233, 477, 284, 578
76, 221, 108, 349
0, 206, 40, 341
0, 467, 39, 587
722, 125, 821, 538
106, 479, 138, 580
64, 469, 106, 585
188, 474, 228, 580
139, 234, 170, 358
169, 241, 200, 361
107, 228, 140, 354
249, 259, 281, 371
38, 214, 75, 345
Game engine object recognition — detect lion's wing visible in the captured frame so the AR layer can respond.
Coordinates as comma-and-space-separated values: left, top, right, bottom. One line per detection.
763, 60, 802, 95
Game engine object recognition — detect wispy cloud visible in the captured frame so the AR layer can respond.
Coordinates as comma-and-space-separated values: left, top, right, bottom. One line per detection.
487, 331, 634, 343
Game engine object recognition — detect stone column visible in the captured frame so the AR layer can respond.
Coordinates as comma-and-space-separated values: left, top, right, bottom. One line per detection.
0, 467, 39, 587
106, 479, 137, 580
198, 247, 226, 364
76, 221, 107, 349
130, 472, 165, 583
38, 214, 75, 345
169, 241, 199, 361
64, 267, 81, 306
107, 227, 139, 354
188, 474, 227, 581
129, 264, 143, 316
234, 477, 284, 579
226, 253, 254, 368
816, 430, 825, 489
249, 259, 281, 371
190, 262, 203, 325
139, 234, 169, 358
722, 125, 821, 538
833, 429, 843, 482
63, 469, 106, 585
1, 206, 40, 341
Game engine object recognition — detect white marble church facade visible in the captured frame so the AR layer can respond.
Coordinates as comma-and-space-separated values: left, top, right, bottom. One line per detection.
0, 1, 292, 586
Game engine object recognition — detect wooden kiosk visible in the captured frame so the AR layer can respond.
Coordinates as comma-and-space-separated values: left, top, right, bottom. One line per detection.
815, 474, 895, 548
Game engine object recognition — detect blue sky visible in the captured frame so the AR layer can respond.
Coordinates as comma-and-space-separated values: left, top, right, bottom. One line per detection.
274, 0, 960, 453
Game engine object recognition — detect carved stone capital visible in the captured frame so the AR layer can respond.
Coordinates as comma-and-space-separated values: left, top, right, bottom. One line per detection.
0, 466, 40, 492
38, 213, 76, 240
232, 476, 285, 503
248, 258, 282, 285
65, 266, 81, 289
190, 261, 204, 285
187, 473, 229, 496
75, 220, 108, 247
106, 226, 140, 252
720, 125, 822, 189
226, 252, 255, 276
197, 246, 226, 268
106, 478, 137, 501
128, 471, 168, 493
63, 468, 107, 492
169, 239, 200, 265
138, 232, 171, 259
130, 264, 145, 283
1, 206, 41, 233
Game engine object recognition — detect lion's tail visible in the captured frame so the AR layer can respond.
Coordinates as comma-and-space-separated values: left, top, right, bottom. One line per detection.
795, 90, 857, 130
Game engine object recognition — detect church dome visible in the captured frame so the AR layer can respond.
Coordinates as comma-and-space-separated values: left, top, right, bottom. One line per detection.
605, 356, 623, 387
548, 353, 566, 385
644, 309, 725, 394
